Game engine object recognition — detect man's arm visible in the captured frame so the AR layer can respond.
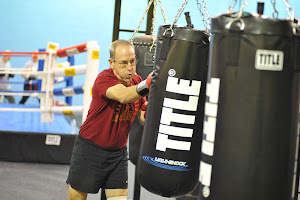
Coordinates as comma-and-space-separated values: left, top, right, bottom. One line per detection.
106, 73, 152, 104
106, 84, 141, 104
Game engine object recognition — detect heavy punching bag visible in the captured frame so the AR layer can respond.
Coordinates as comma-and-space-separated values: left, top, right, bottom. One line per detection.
137, 24, 209, 197
129, 35, 156, 165
198, 12, 300, 200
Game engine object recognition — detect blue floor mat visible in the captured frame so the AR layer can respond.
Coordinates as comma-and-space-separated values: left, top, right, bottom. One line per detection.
0, 103, 74, 134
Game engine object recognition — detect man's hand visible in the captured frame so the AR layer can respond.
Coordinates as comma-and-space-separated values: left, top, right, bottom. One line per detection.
136, 72, 152, 96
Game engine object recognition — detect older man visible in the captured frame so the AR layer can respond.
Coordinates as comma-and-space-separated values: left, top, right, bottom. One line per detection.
66, 40, 151, 200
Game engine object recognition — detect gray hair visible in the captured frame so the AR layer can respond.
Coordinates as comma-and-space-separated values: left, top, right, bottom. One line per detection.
109, 40, 134, 59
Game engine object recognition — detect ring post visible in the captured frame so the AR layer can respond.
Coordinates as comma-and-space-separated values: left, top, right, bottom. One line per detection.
82, 41, 100, 122
66, 56, 75, 105
41, 42, 59, 122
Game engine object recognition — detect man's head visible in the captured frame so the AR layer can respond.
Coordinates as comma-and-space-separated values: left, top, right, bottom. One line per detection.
109, 40, 137, 86
2, 50, 11, 62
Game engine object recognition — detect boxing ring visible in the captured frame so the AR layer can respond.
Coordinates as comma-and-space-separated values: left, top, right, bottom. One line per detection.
0, 41, 100, 164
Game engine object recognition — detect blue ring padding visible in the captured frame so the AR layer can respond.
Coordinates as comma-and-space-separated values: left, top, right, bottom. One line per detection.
73, 86, 83, 93
142, 156, 191, 171
53, 85, 83, 96
53, 89, 64, 96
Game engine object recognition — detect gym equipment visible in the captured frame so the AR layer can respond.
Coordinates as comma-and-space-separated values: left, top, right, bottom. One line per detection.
137, 5, 210, 195
129, 35, 156, 166
198, 1, 300, 200
128, 0, 168, 168
127, 2, 169, 200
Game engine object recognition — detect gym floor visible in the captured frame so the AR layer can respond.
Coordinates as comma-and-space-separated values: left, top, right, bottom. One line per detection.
0, 160, 175, 200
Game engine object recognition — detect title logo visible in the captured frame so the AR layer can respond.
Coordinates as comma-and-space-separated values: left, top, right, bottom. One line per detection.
142, 156, 191, 171
156, 69, 202, 152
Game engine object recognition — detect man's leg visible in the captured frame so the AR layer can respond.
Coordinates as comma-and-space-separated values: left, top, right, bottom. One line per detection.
68, 185, 87, 200
19, 83, 30, 104
105, 189, 128, 200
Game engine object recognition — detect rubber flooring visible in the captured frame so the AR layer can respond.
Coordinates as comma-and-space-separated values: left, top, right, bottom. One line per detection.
0, 161, 175, 200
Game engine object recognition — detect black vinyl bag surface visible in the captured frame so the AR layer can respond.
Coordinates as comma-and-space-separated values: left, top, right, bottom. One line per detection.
129, 35, 156, 165
137, 24, 209, 197
198, 12, 300, 200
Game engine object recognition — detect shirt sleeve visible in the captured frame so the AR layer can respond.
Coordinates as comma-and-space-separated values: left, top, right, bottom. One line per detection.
93, 70, 121, 98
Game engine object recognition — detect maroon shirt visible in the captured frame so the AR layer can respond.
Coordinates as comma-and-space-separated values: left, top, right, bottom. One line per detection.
79, 68, 146, 149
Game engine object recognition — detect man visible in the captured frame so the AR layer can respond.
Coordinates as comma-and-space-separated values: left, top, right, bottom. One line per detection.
66, 40, 151, 200
19, 53, 38, 104
0, 50, 15, 104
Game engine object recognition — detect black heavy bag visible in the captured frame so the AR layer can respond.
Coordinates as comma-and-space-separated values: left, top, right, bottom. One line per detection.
198, 12, 300, 200
129, 35, 156, 165
137, 24, 209, 197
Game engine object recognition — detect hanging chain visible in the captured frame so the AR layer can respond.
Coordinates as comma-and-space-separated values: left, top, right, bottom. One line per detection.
282, 0, 295, 22
271, 0, 279, 18
150, 0, 157, 51
237, 0, 248, 19
202, 0, 211, 31
158, 0, 169, 24
228, 0, 237, 12
171, 0, 189, 30
129, 0, 154, 43
196, 0, 211, 35
225, 0, 248, 30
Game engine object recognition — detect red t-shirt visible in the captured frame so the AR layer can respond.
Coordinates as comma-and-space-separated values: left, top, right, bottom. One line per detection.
79, 68, 146, 149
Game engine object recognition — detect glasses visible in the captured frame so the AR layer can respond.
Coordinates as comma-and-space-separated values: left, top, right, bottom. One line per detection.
110, 57, 138, 68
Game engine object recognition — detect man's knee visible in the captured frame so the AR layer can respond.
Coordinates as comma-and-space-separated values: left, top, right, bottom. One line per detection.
68, 185, 87, 200
105, 188, 128, 200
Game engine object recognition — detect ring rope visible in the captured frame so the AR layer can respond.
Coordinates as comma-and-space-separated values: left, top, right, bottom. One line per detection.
0, 91, 44, 97
0, 41, 100, 120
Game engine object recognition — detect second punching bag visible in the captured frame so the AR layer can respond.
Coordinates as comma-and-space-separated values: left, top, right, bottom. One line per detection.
129, 35, 156, 165
198, 12, 300, 200
137, 24, 209, 197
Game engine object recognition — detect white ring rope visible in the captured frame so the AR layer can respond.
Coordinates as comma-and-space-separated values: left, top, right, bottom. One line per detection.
0, 41, 100, 121
0, 41, 100, 122
0, 71, 47, 75
0, 91, 44, 97
0, 106, 83, 116
0, 64, 87, 77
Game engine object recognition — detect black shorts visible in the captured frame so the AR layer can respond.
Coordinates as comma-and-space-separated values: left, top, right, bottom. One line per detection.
66, 134, 128, 194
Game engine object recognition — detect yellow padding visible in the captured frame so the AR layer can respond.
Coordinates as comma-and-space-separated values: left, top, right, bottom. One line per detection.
48, 44, 57, 50
92, 50, 99, 59
62, 110, 74, 116
64, 68, 76, 76
107, 196, 127, 200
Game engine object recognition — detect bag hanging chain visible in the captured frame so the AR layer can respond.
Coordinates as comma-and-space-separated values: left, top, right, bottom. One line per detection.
225, 0, 248, 30
150, 0, 157, 51
282, 0, 298, 34
271, 0, 279, 18
129, 0, 154, 43
196, 0, 211, 35
282, 0, 295, 23
129, 0, 169, 51
170, 0, 189, 30
158, 0, 169, 24
228, 0, 237, 12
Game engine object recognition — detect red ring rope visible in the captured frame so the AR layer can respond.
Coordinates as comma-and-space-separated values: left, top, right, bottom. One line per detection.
56, 43, 87, 58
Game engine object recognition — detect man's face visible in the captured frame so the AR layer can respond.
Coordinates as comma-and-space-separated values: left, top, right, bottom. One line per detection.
110, 45, 136, 85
